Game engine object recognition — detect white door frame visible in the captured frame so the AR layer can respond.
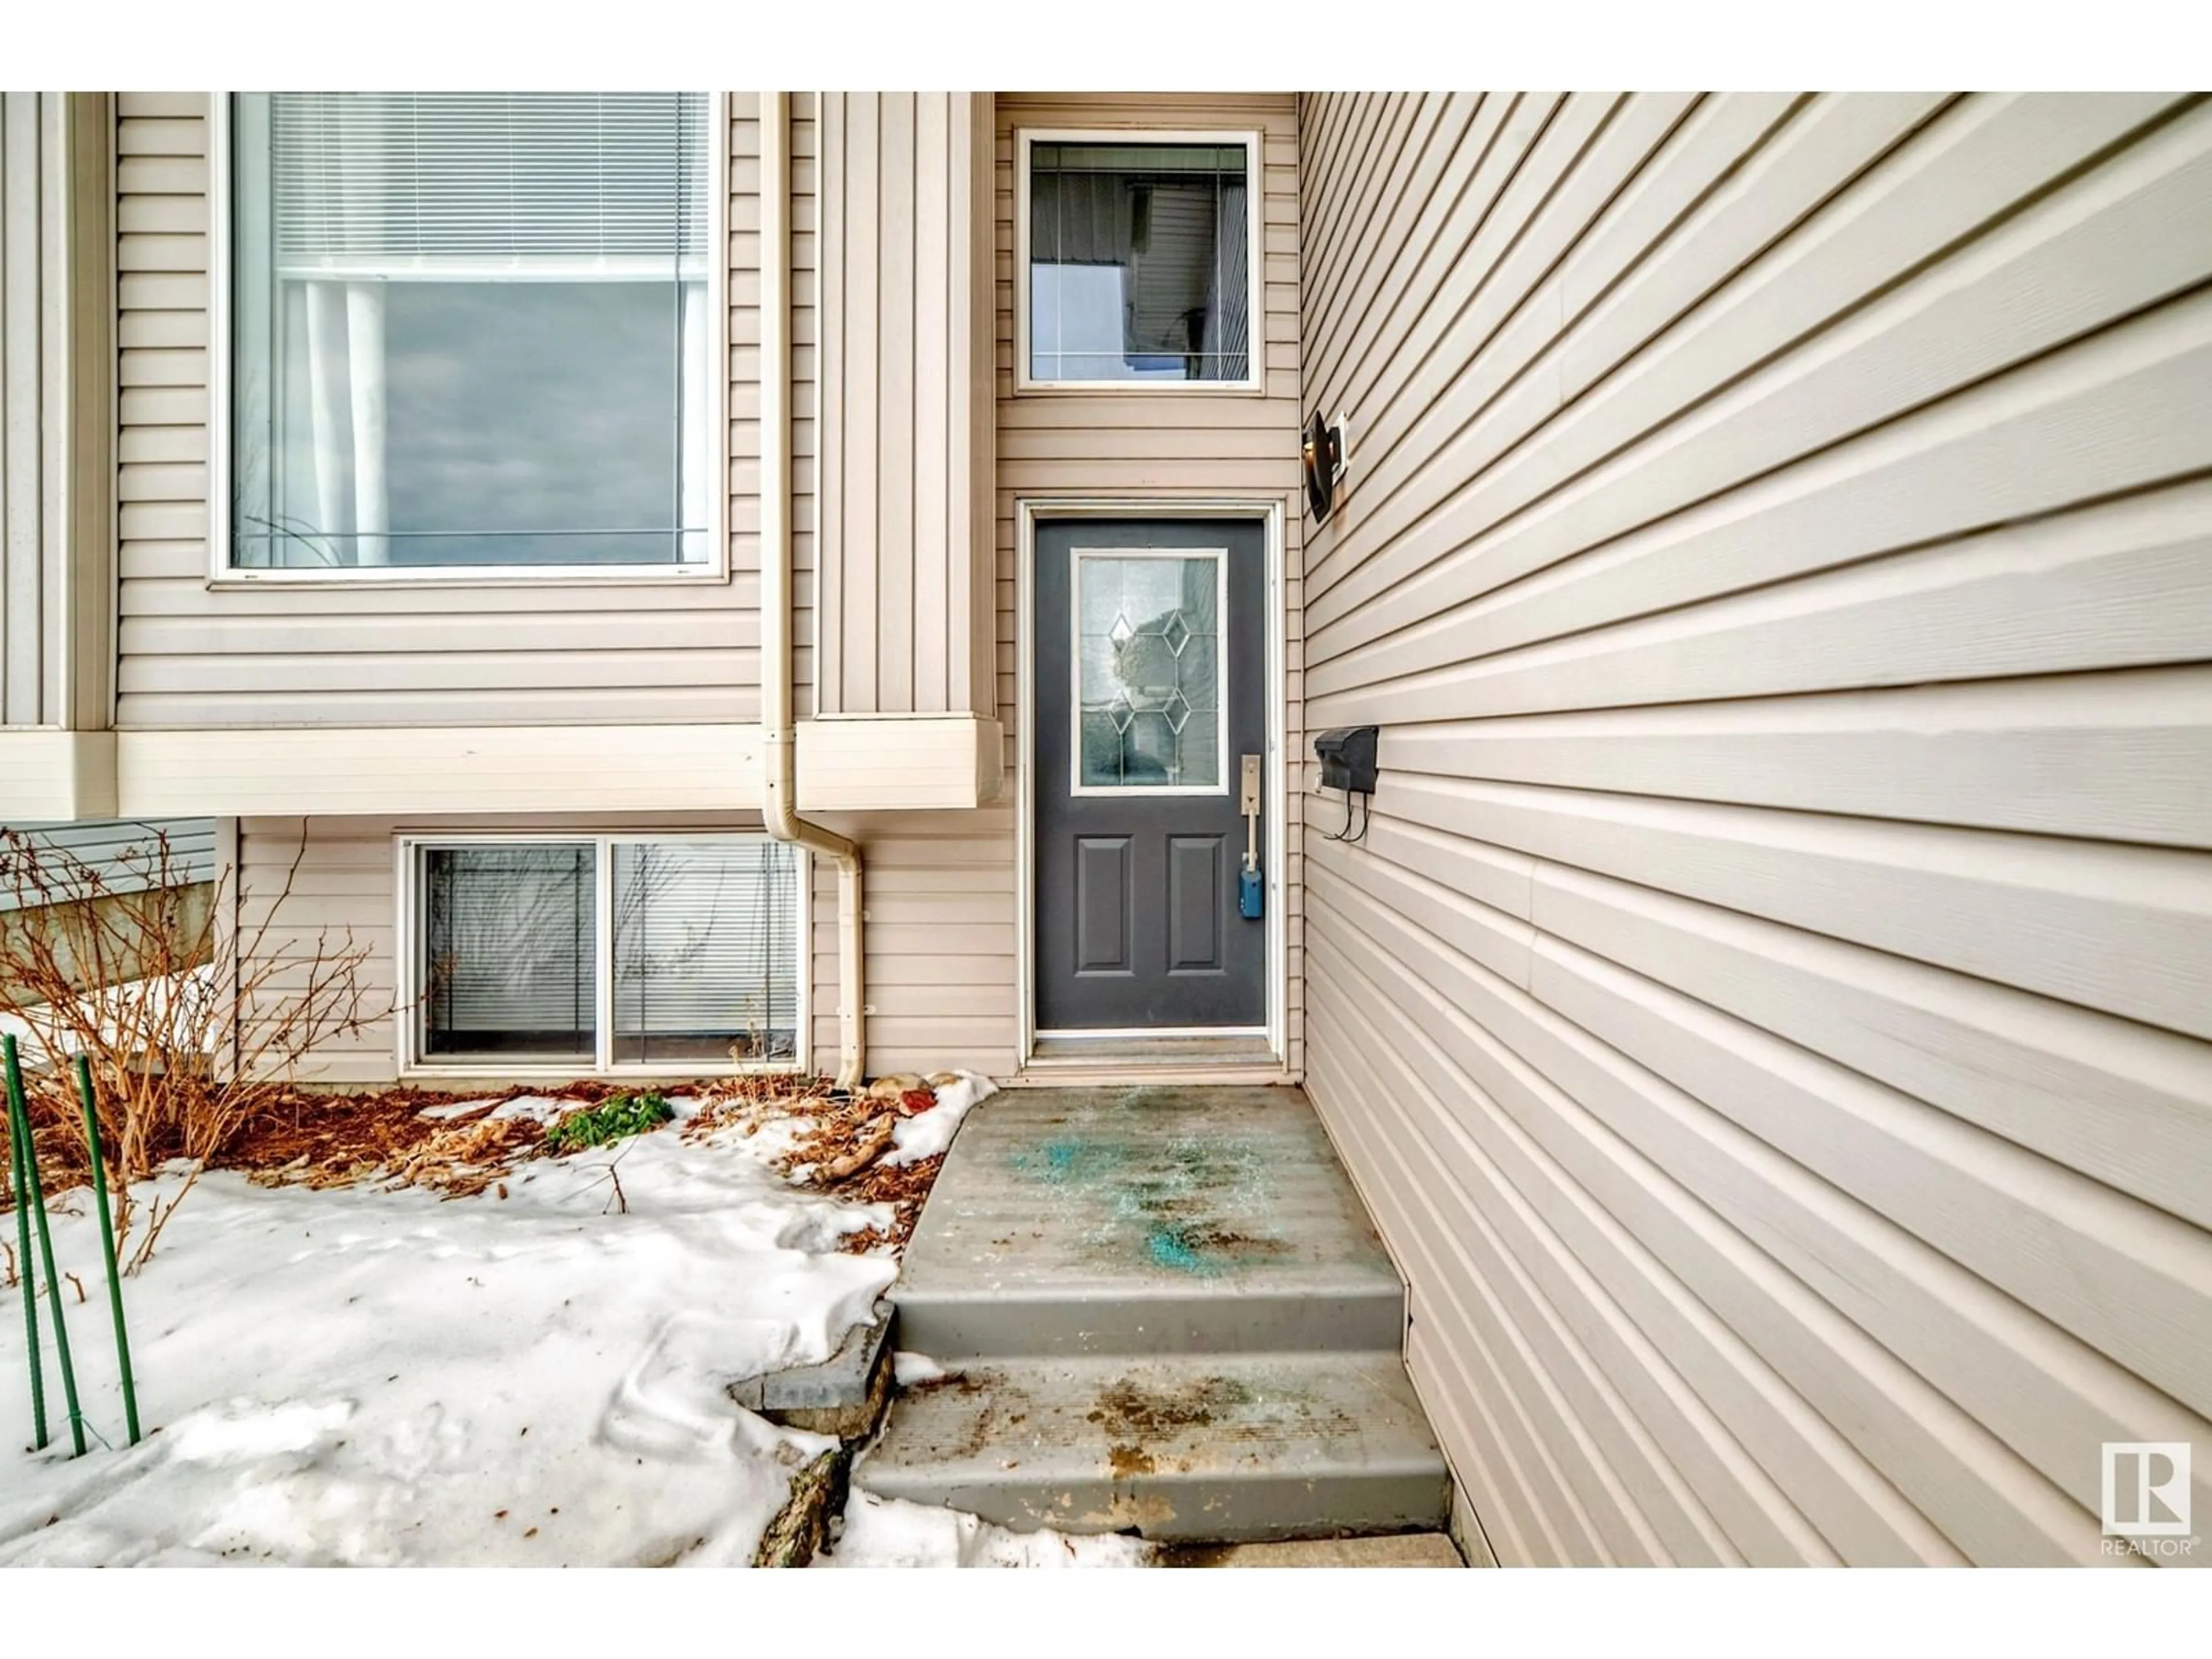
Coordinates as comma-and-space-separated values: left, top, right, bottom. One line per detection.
1014, 497, 1288, 1066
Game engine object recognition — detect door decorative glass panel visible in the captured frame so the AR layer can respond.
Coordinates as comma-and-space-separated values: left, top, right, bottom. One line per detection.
1073, 551, 1224, 791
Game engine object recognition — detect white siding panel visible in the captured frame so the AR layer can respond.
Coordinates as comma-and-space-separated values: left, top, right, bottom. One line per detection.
0, 816, 214, 910
1299, 90, 2212, 1566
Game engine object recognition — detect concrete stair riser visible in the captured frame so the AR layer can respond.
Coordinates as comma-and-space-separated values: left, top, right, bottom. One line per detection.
859, 1087, 1453, 1543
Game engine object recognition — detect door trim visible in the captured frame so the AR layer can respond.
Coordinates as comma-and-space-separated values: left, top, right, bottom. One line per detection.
1014, 497, 1287, 1069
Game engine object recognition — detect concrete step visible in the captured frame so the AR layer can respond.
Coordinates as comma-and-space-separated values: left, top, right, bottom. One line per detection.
853, 1351, 1450, 1543
893, 1085, 1407, 1359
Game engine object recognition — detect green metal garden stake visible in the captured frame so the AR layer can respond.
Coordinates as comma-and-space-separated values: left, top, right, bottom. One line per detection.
74, 1054, 139, 1445
3, 1036, 85, 1456
3, 1035, 46, 1450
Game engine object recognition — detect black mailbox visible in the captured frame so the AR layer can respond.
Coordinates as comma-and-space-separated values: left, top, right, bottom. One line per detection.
1313, 726, 1378, 796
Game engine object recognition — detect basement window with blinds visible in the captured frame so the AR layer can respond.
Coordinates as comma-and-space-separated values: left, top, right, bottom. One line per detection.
224, 93, 718, 572
412, 836, 802, 1071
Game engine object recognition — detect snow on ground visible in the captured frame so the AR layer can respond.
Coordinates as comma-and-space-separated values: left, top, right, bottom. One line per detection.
893, 1350, 952, 1387
818, 1491, 1154, 1569
886, 1071, 995, 1165
0, 1069, 1113, 1567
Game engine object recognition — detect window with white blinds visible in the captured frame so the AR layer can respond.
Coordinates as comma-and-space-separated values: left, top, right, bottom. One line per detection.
613, 839, 801, 1065
414, 836, 802, 1070
267, 93, 710, 276
422, 845, 597, 1060
226, 92, 718, 573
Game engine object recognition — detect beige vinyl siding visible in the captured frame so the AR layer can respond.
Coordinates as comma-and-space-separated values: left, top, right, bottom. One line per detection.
789, 94, 818, 715
817, 94, 996, 717
997, 93, 1306, 1070
2, 92, 109, 732
1298, 90, 2212, 1566
809, 807, 1020, 1077
234, 814, 399, 1083
112, 93, 789, 730
1, 91, 59, 725
233, 805, 1016, 1085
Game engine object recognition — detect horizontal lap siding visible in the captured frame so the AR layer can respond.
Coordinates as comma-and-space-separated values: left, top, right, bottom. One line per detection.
113, 94, 789, 729
232, 807, 1013, 1086
810, 807, 1019, 1077
0, 816, 214, 909
236, 815, 399, 1082
1298, 90, 2212, 1566
997, 93, 1306, 1070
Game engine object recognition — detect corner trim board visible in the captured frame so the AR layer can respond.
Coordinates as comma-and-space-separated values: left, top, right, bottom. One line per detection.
0, 730, 119, 819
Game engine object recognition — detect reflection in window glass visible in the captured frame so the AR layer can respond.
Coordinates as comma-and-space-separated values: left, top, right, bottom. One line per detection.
1075, 554, 1222, 789
613, 840, 800, 1065
422, 844, 597, 1059
1029, 141, 1250, 384
418, 836, 802, 1067
229, 93, 713, 569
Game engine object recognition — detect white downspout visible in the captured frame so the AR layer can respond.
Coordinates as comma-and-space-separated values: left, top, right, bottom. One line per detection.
759, 91, 866, 1089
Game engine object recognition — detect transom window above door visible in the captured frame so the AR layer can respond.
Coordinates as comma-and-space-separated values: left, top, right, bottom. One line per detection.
1019, 132, 1260, 390
220, 93, 721, 575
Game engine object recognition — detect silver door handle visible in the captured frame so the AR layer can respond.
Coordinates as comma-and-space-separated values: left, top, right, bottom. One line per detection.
1240, 753, 1262, 872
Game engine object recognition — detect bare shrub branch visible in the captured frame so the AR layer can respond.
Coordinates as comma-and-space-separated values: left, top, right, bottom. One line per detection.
1, 823, 389, 1259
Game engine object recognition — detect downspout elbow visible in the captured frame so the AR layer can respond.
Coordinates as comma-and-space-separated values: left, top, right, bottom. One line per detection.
763, 732, 863, 1092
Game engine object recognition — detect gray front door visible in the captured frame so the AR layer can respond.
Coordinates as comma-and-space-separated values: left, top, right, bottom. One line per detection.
1034, 518, 1267, 1032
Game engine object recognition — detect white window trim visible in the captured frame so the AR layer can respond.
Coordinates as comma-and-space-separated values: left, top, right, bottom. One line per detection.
1067, 545, 1231, 798
207, 93, 734, 588
393, 830, 810, 1080
1013, 127, 1266, 396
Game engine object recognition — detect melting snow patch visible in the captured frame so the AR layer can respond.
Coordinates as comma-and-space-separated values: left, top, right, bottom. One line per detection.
892, 1352, 952, 1387
817, 1491, 1153, 1569
0, 1114, 895, 1566
887, 1070, 998, 1166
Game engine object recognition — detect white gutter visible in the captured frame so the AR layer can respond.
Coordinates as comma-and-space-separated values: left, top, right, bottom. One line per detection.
759, 91, 866, 1089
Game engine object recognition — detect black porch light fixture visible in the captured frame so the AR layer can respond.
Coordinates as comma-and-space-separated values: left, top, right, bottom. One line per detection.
1302, 411, 1344, 521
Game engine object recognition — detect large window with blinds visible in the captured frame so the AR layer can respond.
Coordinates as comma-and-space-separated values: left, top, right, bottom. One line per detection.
221, 93, 721, 573
411, 835, 802, 1070
1017, 130, 1260, 390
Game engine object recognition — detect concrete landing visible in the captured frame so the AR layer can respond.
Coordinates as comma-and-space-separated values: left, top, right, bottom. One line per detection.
893, 1085, 1407, 1358
1161, 1533, 1465, 1567
859, 1085, 1451, 1544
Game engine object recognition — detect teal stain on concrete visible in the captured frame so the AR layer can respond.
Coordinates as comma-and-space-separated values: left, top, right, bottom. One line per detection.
1146, 1226, 1222, 1277
1013, 1138, 1125, 1186
1009, 1126, 1285, 1277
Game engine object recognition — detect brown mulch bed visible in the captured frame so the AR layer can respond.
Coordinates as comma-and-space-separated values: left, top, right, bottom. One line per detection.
756, 1085, 955, 1253
10, 1070, 956, 1251
678, 1079, 957, 1253
820, 1155, 945, 1254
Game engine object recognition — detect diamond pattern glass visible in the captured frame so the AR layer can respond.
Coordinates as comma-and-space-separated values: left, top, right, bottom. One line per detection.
1075, 554, 1224, 789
